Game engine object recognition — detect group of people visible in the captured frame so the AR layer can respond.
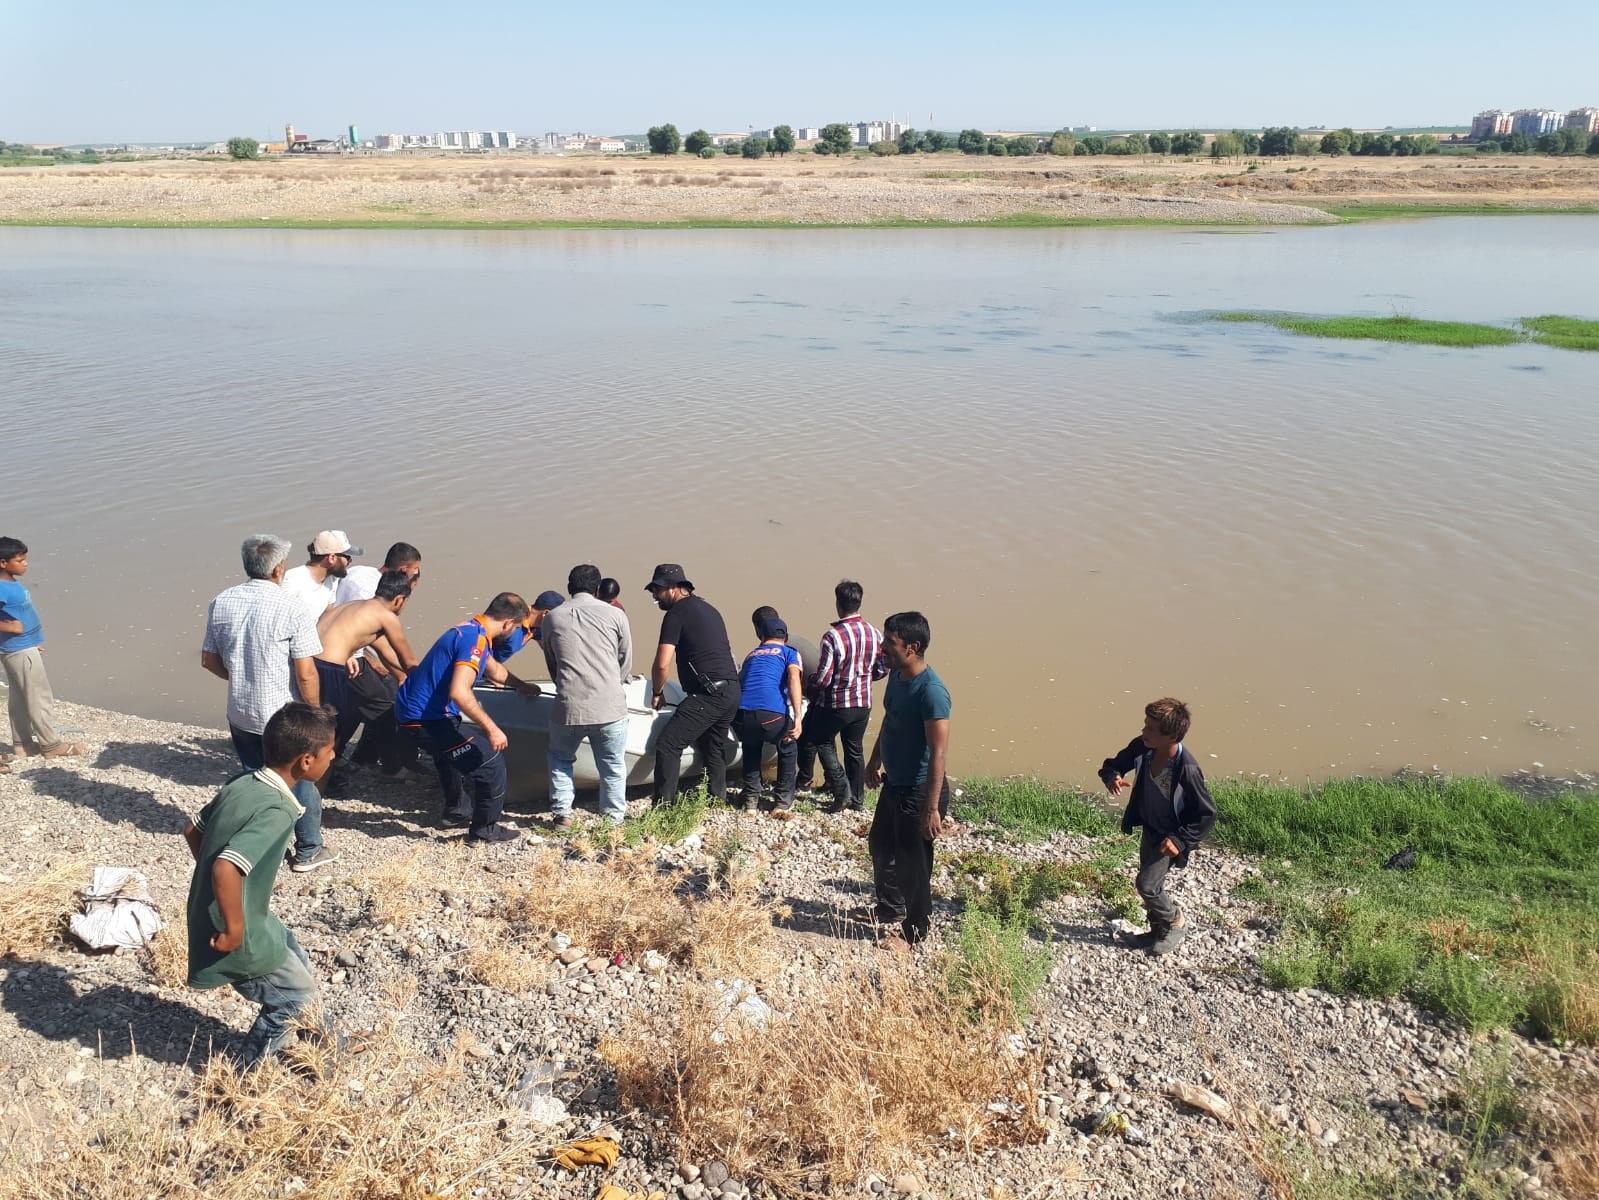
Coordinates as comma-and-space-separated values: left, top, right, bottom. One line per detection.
3, 527, 1216, 1070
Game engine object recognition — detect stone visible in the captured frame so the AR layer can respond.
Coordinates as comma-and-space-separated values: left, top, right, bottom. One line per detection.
334, 950, 358, 968
682, 1186, 705, 1200
1304, 1116, 1323, 1139
675, 1164, 701, 1184
586, 957, 610, 974
466, 1043, 494, 1061
893, 1172, 922, 1195
701, 1161, 730, 1189
559, 948, 585, 965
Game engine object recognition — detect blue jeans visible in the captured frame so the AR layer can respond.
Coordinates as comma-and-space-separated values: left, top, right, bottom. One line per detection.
548, 718, 630, 824
230, 930, 320, 1065
230, 724, 324, 860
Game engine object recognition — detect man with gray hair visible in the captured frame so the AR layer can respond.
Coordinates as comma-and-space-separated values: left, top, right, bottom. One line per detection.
201, 535, 334, 872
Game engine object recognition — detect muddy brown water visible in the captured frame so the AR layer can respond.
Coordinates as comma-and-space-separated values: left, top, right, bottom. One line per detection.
3, 221, 1596, 785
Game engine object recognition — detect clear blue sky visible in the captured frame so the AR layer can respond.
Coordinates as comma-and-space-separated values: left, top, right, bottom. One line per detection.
7, 0, 1596, 143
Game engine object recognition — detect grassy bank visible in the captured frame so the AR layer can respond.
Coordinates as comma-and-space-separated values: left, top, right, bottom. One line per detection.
1214, 775, 1599, 1042
1319, 203, 1599, 221
1216, 311, 1599, 351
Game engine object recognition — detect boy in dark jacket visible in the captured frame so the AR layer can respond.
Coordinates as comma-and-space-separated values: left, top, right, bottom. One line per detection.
1098, 697, 1216, 957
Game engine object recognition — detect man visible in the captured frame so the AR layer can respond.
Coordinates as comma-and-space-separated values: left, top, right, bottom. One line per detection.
314, 573, 421, 789
282, 531, 362, 620
395, 593, 539, 844
646, 564, 738, 808
802, 580, 888, 812
334, 541, 421, 607
331, 542, 422, 773
201, 534, 333, 873
540, 565, 633, 828
864, 612, 951, 948
492, 589, 564, 664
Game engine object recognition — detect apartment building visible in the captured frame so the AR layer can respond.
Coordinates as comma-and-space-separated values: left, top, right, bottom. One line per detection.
1566, 108, 1599, 134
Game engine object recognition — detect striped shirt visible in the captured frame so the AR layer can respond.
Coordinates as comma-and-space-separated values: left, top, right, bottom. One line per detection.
202, 579, 323, 735
809, 614, 887, 710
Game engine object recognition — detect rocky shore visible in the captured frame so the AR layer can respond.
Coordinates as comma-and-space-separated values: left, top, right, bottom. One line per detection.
0, 699, 1590, 1199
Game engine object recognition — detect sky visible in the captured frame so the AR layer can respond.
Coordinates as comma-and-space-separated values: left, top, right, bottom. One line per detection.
6, 0, 1597, 143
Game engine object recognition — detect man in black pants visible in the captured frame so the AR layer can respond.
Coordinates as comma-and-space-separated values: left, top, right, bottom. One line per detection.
865, 612, 952, 948
646, 564, 739, 808
801, 580, 887, 811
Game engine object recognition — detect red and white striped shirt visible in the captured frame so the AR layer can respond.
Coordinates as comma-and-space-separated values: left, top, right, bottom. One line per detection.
809, 614, 887, 710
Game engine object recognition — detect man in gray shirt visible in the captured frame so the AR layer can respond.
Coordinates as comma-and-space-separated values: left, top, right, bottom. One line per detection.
540, 564, 633, 827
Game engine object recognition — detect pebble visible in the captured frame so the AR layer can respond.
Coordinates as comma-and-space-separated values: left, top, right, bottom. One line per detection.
701, 1161, 730, 1189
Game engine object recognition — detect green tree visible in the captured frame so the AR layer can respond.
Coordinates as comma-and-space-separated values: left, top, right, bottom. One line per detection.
699, 146, 718, 158
226, 136, 259, 160
1148, 131, 1170, 154
721, 141, 741, 155
684, 129, 712, 155
1294, 135, 1319, 156
1320, 129, 1351, 155
1589, 133, 1599, 156
770, 125, 795, 156
743, 136, 768, 159
1557, 126, 1587, 155
869, 139, 898, 156
1476, 139, 1501, 154
897, 127, 920, 154
820, 123, 855, 156
1210, 132, 1242, 158
1169, 131, 1205, 155
1007, 134, 1037, 156
1414, 133, 1439, 154
1047, 130, 1074, 155
1505, 132, 1532, 154
1536, 132, 1561, 154
1105, 139, 1136, 155
986, 138, 1008, 155
647, 124, 681, 155
1080, 135, 1106, 155
1235, 130, 1262, 155
923, 129, 950, 152
1258, 127, 1297, 156
957, 128, 988, 154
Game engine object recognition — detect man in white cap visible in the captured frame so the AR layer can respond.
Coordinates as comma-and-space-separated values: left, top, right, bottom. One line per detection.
282, 531, 362, 622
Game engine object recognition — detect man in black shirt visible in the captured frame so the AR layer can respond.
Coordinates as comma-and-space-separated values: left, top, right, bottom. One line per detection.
646, 564, 738, 807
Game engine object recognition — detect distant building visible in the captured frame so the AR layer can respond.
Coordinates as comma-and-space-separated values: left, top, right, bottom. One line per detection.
1510, 108, 1563, 137
1470, 110, 1512, 139
1566, 107, 1599, 134
374, 133, 403, 150
797, 127, 820, 140
583, 138, 626, 153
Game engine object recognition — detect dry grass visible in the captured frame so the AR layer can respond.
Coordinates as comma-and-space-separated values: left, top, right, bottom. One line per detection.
0, 982, 549, 1200
1550, 1077, 1599, 1199
601, 959, 1045, 1195
0, 860, 87, 958
140, 923, 190, 990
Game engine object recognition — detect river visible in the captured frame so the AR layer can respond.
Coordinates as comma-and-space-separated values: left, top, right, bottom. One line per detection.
2, 219, 1596, 783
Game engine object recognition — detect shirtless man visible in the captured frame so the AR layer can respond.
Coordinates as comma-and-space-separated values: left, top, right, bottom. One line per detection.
314, 574, 421, 788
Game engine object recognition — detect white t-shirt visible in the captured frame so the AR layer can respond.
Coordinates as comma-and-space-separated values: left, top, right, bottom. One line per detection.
336, 564, 381, 606
282, 564, 338, 621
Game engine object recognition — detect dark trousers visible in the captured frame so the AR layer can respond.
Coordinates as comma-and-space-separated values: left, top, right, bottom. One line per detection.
801, 705, 870, 807
734, 708, 797, 809
654, 686, 738, 806
344, 660, 416, 772
228, 724, 323, 860
314, 659, 358, 753
402, 717, 507, 834
869, 778, 951, 944
1136, 829, 1181, 933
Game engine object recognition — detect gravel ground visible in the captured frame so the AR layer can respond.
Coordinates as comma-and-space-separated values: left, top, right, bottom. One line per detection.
1, 699, 1590, 1199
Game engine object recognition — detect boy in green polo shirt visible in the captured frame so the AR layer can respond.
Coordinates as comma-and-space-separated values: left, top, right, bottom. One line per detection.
184, 702, 335, 1066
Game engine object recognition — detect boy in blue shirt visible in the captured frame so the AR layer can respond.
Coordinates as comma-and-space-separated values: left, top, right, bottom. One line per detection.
1099, 697, 1217, 957
734, 614, 804, 814
865, 611, 952, 947
0, 537, 87, 766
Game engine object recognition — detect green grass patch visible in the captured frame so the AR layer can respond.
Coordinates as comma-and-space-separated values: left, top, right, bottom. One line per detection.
945, 908, 1052, 1025
950, 844, 1140, 927
623, 787, 708, 846
1520, 314, 1599, 351
1218, 775, 1599, 1041
953, 776, 1116, 841
1215, 311, 1521, 347
1321, 203, 1599, 221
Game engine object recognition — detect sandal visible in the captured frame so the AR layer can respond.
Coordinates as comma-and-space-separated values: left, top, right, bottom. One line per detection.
39, 742, 88, 758
0, 762, 10, 774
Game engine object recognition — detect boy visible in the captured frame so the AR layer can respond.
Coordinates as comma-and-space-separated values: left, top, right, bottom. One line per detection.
864, 612, 951, 948
184, 702, 336, 1066
1098, 698, 1217, 957
734, 613, 804, 814
0, 536, 86, 764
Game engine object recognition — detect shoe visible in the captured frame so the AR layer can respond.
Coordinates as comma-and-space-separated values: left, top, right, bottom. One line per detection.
846, 800, 866, 812
876, 933, 912, 955
770, 808, 795, 822
290, 847, 339, 873
440, 812, 472, 829
1149, 926, 1187, 957
1124, 929, 1160, 948
550, 813, 575, 830
38, 741, 88, 758
467, 822, 522, 845
742, 797, 759, 814
380, 767, 427, 785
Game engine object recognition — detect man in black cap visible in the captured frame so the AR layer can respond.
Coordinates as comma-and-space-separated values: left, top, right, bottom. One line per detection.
645, 564, 738, 807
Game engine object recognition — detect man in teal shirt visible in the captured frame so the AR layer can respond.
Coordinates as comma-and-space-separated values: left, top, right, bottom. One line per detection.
865, 611, 952, 947
185, 702, 335, 1066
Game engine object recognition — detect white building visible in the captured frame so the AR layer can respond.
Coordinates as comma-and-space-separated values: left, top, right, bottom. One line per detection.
1510, 109, 1563, 137
1470, 110, 1512, 140
1566, 107, 1599, 134
374, 133, 403, 150
797, 127, 820, 140
854, 120, 906, 146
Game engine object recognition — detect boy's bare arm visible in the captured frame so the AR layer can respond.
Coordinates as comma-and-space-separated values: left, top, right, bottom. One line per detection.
0, 618, 23, 635
183, 822, 203, 861
209, 859, 246, 953
377, 612, 420, 671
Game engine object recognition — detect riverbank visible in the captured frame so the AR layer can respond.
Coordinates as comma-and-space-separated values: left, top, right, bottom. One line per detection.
1, 699, 1595, 1199
3, 154, 1599, 228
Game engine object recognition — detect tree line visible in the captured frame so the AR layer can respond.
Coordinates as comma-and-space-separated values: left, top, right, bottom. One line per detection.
1475, 127, 1599, 156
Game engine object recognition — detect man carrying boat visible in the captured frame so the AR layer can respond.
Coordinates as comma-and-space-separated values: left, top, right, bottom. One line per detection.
645, 564, 738, 808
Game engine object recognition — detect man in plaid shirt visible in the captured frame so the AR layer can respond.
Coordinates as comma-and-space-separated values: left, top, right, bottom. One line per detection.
201, 534, 334, 873
800, 580, 888, 811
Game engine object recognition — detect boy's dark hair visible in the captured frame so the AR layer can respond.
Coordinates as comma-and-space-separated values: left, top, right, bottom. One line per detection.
884, 611, 930, 657
834, 579, 863, 614
484, 592, 531, 621
263, 702, 336, 764
1145, 697, 1191, 742
374, 573, 413, 602
751, 605, 780, 634
568, 564, 602, 596
382, 542, 421, 569
597, 578, 621, 602
0, 537, 28, 561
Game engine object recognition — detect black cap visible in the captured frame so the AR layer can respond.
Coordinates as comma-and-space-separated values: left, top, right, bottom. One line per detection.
533, 590, 565, 611
758, 616, 788, 639
645, 563, 694, 592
